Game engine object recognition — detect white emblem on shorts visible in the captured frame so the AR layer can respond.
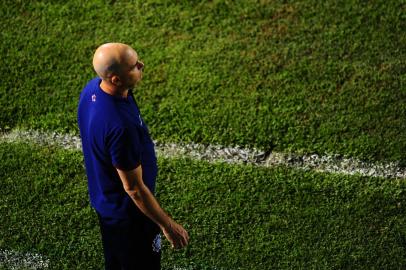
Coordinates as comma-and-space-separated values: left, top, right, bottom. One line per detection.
152, 234, 161, 253
91, 94, 96, 102
139, 115, 143, 126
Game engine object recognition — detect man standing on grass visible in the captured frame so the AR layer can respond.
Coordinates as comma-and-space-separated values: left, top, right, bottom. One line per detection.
77, 43, 189, 269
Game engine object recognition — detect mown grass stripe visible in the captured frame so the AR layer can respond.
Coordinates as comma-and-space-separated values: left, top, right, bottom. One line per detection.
0, 129, 404, 179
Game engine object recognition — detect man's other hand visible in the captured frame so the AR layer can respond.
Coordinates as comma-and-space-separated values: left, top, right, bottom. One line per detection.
162, 220, 190, 249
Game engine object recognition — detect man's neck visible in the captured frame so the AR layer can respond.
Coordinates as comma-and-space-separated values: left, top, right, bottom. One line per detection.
100, 80, 128, 98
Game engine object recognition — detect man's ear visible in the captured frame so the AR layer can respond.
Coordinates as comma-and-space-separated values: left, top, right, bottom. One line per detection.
111, 75, 122, 86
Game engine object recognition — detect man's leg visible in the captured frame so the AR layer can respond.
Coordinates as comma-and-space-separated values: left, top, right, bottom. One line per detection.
98, 215, 129, 270
137, 217, 162, 270
98, 213, 161, 270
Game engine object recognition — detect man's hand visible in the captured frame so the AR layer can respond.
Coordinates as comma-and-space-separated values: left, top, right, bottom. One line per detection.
162, 220, 190, 249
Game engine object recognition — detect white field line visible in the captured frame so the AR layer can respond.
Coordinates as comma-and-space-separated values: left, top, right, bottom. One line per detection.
0, 128, 405, 179
0, 249, 207, 270
0, 249, 49, 270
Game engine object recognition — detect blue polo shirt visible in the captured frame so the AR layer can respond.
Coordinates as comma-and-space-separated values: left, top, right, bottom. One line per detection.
77, 77, 158, 219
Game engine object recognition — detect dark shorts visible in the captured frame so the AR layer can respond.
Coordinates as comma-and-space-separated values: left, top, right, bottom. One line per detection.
97, 212, 161, 270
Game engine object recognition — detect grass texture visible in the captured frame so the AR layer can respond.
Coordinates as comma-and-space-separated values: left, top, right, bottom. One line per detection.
1, 1, 405, 269
0, 0, 405, 164
1, 142, 405, 269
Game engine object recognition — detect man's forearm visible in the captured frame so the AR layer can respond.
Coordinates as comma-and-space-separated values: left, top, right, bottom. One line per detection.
126, 185, 173, 230
117, 166, 189, 249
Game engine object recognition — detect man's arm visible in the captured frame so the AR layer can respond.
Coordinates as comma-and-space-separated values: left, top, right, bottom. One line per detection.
116, 165, 189, 249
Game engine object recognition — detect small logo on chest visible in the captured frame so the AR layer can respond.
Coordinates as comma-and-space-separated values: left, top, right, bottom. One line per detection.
91, 94, 96, 102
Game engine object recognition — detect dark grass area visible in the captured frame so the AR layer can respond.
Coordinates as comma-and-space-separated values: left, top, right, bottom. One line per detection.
0, 0, 405, 164
1, 142, 406, 269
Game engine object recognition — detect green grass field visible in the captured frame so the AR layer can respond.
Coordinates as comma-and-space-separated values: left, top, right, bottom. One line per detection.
1, 0, 405, 163
1, 142, 406, 269
1, 0, 405, 269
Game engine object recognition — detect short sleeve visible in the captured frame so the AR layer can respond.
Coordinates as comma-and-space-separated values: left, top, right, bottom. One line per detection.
107, 126, 141, 171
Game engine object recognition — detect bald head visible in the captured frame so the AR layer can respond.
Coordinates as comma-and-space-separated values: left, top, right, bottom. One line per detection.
92, 43, 143, 94
93, 43, 137, 79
